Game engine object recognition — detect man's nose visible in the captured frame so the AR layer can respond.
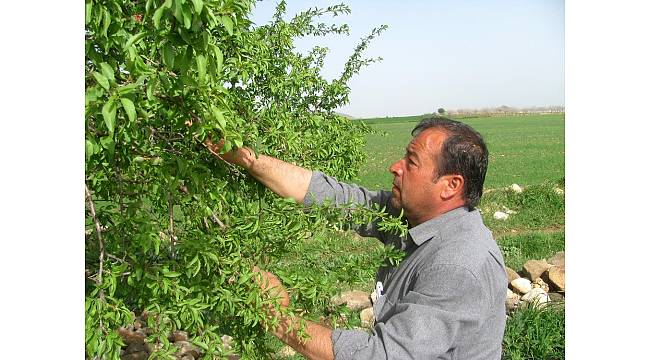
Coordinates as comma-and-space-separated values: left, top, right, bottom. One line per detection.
389, 160, 403, 177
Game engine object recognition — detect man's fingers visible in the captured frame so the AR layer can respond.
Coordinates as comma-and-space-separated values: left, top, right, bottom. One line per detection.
204, 137, 226, 154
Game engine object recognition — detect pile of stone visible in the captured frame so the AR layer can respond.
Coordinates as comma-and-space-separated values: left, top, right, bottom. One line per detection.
117, 312, 238, 360
330, 290, 375, 329
506, 251, 565, 312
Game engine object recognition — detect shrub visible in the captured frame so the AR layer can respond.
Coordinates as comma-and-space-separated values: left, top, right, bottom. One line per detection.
84, 0, 392, 357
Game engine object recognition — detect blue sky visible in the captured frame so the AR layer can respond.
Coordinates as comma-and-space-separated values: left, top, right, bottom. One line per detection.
250, 0, 565, 118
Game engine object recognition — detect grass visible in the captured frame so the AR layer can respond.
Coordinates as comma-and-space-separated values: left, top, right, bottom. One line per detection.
480, 179, 565, 237
498, 231, 565, 271
354, 114, 565, 190
502, 303, 565, 360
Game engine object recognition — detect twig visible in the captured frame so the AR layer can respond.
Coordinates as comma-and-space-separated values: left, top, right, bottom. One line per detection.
210, 213, 226, 229
85, 184, 105, 302
169, 193, 177, 254
105, 253, 126, 263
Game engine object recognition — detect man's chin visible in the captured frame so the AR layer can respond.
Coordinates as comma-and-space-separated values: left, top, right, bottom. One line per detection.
390, 197, 401, 209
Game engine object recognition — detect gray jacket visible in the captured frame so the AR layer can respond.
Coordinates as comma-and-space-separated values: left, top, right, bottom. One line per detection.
304, 172, 507, 360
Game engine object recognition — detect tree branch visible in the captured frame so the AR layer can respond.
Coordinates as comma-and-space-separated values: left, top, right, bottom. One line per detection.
169, 193, 177, 255
211, 212, 226, 229
85, 184, 105, 302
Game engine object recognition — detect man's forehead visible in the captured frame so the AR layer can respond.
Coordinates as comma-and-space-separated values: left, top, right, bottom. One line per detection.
409, 128, 447, 151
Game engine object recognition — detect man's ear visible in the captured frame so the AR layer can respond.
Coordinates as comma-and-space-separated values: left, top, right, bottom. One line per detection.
440, 174, 464, 200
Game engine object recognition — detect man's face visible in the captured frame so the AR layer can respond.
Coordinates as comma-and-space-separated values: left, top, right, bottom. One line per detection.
389, 129, 448, 225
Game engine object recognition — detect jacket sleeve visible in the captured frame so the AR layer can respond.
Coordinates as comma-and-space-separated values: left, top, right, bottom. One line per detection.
331, 264, 488, 359
303, 171, 402, 242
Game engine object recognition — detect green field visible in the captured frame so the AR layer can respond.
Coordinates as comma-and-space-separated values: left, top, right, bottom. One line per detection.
354, 114, 565, 191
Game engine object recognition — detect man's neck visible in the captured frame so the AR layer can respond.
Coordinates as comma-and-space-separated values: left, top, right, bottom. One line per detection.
407, 202, 466, 227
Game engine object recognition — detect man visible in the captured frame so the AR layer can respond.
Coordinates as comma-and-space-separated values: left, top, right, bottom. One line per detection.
206, 117, 507, 359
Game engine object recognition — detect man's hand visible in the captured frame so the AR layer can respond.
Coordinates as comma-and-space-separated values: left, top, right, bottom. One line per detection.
198, 133, 313, 203
204, 137, 255, 169
252, 266, 334, 360
253, 266, 290, 317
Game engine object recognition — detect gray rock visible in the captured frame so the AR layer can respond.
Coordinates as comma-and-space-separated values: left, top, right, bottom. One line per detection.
511, 278, 532, 294
278, 345, 296, 358
523, 259, 552, 281
548, 292, 565, 302
360, 307, 374, 328
172, 330, 188, 342
521, 288, 550, 307
122, 351, 148, 360
331, 290, 371, 311
118, 327, 145, 345
532, 278, 550, 293
174, 341, 200, 358
221, 334, 233, 351
511, 184, 523, 193
505, 267, 520, 284
547, 265, 565, 292
122, 342, 147, 355
493, 211, 509, 220
506, 289, 520, 312
548, 251, 565, 268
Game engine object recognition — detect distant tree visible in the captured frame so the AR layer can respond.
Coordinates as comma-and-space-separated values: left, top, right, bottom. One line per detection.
437, 107, 446, 115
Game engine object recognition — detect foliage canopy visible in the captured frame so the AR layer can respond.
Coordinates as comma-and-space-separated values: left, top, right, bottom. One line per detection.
84, 0, 401, 358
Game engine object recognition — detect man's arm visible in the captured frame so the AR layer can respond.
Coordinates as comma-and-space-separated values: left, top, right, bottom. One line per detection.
255, 267, 334, 360
205, 139, 312, 202
271, 315, 334, 360
205, 138, 401, 242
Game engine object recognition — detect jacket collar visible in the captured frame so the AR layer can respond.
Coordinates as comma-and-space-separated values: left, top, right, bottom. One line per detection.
407, 207, 472, 246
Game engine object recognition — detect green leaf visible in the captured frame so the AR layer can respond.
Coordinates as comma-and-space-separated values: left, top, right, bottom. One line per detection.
221, 15, 233, 35
193, 341, 209, 351
99, 63, 114, 83
164, 271, 182, 278
153, 6, 165, 29
85, 0, 93, 25
120, 98, 136, 122
191, 0, 203, 14
93, 72, 110, 91
173, 0, 183, 22
196, 55, 207, 84
162, 43, 175, 68
117, 83, 138, 95
100, 136, 114, 151
85, 139, 94, 159
102, 8, 111, 37
222, 139, 232, 153
212, 107, 226, 130
182, 6, 192, 29
125, 32, 146, 49
211, 44, 223, 73
145, 0, 154, 14
146, 77, 157, 100
102, 98, 117, 134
